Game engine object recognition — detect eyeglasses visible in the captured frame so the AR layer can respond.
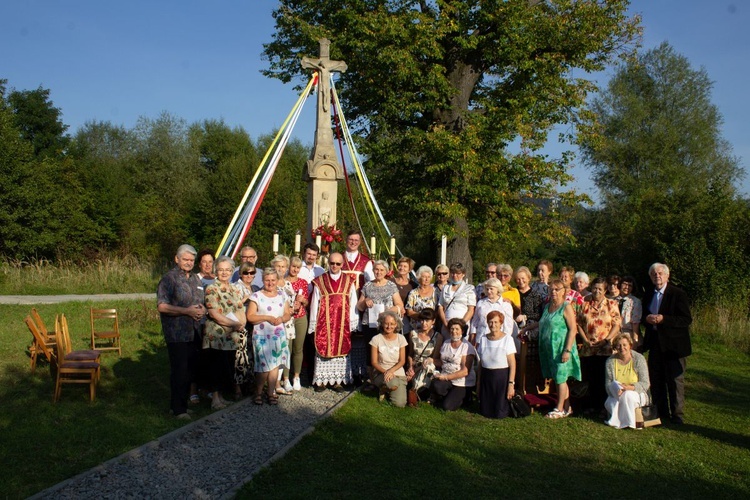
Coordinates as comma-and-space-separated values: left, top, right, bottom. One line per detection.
241, 255, 256, 260
437, 272, 448, 276
500, 273, 511, 278
329, 261, 343, 266
242, 271, 256, 276
485, 271, 497, 275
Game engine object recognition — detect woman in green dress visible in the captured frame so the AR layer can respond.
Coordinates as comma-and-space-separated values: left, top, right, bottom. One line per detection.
539, 279, 581, 419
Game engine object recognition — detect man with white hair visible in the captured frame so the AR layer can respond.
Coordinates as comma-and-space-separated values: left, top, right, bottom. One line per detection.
157, 244, 206, 420
641, 262, 692, 425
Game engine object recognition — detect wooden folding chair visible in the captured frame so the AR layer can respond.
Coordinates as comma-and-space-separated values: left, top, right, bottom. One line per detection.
54, 314, 100, 402
31, 308, 57, 344
90, 308, 121, 356
58, 315, 101, 366
25, 316, 57, 374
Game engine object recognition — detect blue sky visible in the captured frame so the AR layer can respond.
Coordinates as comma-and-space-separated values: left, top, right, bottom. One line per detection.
3, 0, 748, 196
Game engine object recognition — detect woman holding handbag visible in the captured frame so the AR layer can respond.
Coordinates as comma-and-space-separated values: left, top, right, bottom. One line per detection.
406, 308, 443, 403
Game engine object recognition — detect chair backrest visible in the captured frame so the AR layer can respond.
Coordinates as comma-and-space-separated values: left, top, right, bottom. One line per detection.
90, 308, 119, 331
59, 315, 72, 357
26, 316, 55, 361
31, 308, 52, 340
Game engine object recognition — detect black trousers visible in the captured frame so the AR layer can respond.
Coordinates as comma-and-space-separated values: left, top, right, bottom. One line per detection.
648, 348, 686, 421
167, 340, 199, 415
431, 379, 466, 411
580, 355, 607, 411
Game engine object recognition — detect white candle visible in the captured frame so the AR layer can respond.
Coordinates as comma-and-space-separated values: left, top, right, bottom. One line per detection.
370, 235, 376, 255
441, 234, 447, 265
294, 233, 301, 253
389, 236, 396, 255
273, 232, 279, 253
315, 234, 322, 250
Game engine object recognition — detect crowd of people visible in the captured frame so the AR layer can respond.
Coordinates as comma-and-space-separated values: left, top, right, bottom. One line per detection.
157, 232, 692, 430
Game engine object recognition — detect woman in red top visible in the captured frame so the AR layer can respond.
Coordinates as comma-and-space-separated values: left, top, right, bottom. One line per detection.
286, 256, 310, 391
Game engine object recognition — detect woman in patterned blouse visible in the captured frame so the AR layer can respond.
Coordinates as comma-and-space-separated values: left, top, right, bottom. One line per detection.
203, 256, 247, 409
577, 276, 622, 414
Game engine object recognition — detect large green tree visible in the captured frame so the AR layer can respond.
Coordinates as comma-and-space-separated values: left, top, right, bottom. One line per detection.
7, 85, 70, 159
0, 81, 98, 258
576, 42, 747, 303
263, 0, 639, 276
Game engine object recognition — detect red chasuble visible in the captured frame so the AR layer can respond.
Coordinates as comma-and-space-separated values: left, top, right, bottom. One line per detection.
312, 273, 357, 358
342, 252, 370, 291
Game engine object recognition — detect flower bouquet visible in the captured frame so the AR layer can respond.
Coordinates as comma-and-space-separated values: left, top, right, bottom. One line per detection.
312, 224, 343, 253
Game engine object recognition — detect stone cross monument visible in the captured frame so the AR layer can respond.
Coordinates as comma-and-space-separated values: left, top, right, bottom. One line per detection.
301, 38, 347, 240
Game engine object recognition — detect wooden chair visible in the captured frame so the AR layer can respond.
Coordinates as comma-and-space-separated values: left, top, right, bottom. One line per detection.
58, 315, 101, 366
54, 314, 100, 402
30, 308, 57, 344
25, 316, 57, 374
90, 308, 121, 356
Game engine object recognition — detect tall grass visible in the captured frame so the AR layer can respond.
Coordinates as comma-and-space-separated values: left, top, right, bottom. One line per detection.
0, 256, 163, 295
693, 302, 750, 354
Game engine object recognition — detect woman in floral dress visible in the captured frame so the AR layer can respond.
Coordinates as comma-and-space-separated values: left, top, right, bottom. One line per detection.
246, 268, 292, 405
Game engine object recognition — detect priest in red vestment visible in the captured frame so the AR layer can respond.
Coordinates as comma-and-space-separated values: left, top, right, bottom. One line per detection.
308, 252, 359, 391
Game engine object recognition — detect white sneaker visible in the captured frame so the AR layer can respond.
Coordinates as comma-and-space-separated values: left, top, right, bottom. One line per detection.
283, 379, 294, 392
292, 378, 301, 391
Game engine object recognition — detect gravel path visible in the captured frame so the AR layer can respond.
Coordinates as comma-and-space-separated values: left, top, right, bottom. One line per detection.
30, 387, 353, 499
0, 293, 155, 305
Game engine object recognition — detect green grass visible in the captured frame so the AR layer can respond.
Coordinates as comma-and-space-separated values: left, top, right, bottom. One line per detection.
0, 256, 161, 294
0, 300, 210, 498
2, 297, 749, 499
239, 343, 750, 499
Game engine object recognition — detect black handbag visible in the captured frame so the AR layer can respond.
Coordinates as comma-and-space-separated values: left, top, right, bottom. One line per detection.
508, 394, 531, 418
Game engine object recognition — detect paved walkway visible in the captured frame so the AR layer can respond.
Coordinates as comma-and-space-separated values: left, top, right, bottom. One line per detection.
0, 293, 155, 305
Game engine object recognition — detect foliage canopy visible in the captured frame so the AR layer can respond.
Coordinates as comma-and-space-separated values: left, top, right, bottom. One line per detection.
263, 0, 640, 275
575, 42, 748, 303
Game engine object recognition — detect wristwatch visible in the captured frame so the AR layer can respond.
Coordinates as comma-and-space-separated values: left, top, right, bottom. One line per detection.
508, 381, 515, 385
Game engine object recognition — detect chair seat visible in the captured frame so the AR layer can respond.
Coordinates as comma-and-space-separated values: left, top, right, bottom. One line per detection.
94, 331, 119, 339
59, 360, 100, 370
65, 350, 100, 361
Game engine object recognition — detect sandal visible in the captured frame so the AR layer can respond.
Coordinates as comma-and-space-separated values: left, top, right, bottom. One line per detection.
211, 401, 227, 410
267, 393, 279, 405
189, 394, 200, 405
253, 394, 264, 405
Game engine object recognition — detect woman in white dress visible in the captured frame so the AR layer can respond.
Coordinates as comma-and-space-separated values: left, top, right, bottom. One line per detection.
246, 268, 292, 406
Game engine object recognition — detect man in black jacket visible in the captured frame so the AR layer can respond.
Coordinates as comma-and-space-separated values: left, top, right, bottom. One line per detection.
641, 263, 692, 424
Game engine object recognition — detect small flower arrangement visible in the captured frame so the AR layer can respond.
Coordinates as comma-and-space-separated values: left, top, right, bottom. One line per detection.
312, 224, 343, 244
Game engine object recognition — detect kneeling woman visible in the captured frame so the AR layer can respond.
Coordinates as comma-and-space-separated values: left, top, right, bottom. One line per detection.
476, 311, 516, 419
605, 334, 651, 429
369, 311, 408, 407
428, 318, 477, 411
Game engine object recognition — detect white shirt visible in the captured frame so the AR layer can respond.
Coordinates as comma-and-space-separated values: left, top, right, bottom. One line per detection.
307, 271, 359, 334
439, 340, 477, 387
439, 282, 477, 321
469, 298, 514, 343
298, 263, 325, 294
477, 334, 517, 369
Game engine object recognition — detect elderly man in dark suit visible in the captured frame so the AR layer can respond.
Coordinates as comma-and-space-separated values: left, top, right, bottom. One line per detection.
641, 262, 692, 424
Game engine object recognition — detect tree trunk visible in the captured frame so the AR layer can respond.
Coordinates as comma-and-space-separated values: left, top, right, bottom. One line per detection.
447, 215, 473, 283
